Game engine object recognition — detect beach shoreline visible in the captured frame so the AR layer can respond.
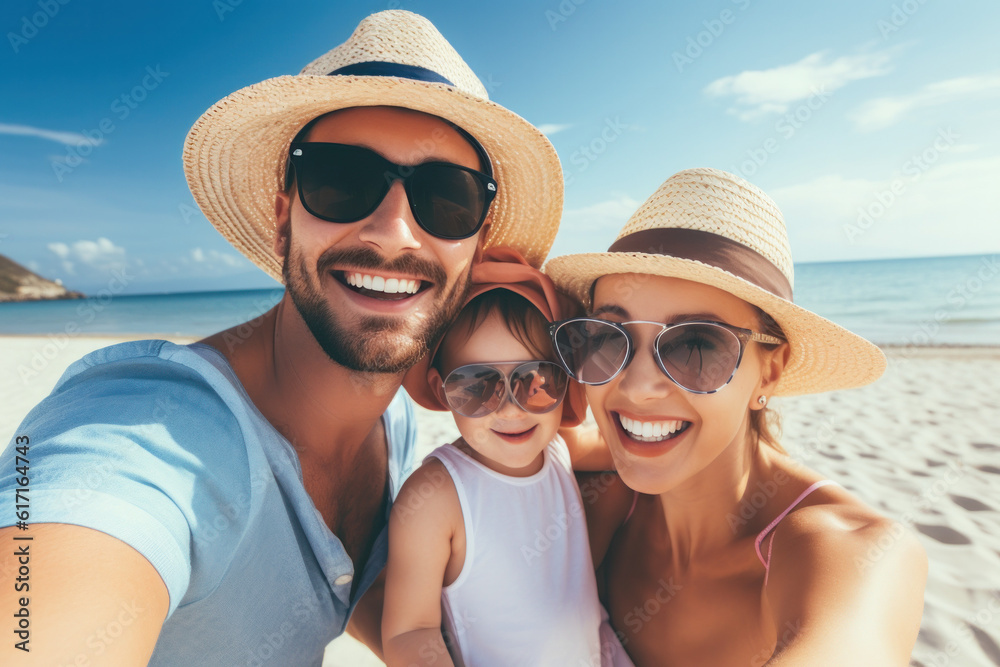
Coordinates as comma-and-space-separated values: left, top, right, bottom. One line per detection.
2, 335, 998, 666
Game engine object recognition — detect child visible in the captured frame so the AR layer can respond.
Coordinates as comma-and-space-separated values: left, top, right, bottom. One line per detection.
384, 248, 632, 666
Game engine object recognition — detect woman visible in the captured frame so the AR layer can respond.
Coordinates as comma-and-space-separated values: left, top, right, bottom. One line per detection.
545, 168, 927, 666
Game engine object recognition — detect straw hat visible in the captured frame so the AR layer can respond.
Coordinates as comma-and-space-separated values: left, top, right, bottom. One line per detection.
183, 10, 563, 280
545, 168, 886, 396
403, 247, 587, 427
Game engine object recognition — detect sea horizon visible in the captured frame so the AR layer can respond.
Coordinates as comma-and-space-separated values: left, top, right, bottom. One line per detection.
1, 253, 998, 347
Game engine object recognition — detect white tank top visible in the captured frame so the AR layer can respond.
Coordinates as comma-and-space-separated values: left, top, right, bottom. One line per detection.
429, 436, 605, 666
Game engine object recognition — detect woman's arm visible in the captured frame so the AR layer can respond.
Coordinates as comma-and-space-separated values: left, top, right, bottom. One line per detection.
382, 460, 461, 667
762, 509, 928, 666
561, 423, 616, 471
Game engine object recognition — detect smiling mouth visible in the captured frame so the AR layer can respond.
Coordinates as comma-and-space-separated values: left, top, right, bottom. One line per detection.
333, 270, 432, 301
617, 413, 691, 443
491, 425, 538, 441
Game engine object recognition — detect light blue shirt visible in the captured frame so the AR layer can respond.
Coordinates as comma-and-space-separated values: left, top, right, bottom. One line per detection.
0, 340, 416, 665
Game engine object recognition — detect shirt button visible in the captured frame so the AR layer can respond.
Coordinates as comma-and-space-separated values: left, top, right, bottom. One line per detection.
334, 574, 353, 586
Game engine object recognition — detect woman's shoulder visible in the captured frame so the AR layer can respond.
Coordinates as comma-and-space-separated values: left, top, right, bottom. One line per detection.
764, 472, 926, 587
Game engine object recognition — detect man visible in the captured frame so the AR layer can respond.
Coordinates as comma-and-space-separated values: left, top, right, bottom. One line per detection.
0, 10, 562, 665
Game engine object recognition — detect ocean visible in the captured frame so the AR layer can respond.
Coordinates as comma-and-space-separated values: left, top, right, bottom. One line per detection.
1, 254, 997, 346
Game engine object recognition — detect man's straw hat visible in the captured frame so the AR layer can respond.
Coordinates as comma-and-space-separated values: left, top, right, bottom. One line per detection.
183, 10, 563, 281
545, 168, 886, 396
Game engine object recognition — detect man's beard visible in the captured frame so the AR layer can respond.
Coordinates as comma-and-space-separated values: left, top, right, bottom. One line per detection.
282, 233, 472, 374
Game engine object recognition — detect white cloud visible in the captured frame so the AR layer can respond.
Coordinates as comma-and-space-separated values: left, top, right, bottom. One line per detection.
705, 50, 894, 121
189, 246, 243, 268
0, 123, 103, 147
537, 123, 572, 137
850, 73, 1000, 131
770, 154, 1000, 262
46, 237, 125, 275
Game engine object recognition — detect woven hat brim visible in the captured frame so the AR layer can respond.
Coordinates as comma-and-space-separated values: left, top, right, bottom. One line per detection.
183, 74, 564, 280
544, 252, 886, 396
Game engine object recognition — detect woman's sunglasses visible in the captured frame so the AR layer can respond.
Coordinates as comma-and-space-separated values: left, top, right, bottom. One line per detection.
549, 318, 784, 394
442, 361, 568, 418
287, 142, 497, 240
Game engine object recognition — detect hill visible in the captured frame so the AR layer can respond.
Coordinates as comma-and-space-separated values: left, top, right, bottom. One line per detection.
0, 254, 84, 302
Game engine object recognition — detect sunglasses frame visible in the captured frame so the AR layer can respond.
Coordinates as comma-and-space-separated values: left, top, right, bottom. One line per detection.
441, 360, 568, 418
287, 142, 498, 240
549, 318, 784, 394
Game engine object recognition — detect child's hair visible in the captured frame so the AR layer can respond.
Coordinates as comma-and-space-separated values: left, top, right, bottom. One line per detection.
750, 307, 787, 454
432, 289, 555, 374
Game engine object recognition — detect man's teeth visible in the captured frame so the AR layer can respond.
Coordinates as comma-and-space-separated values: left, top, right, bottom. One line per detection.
619, 415, 686, 442
345, 272, 420, 294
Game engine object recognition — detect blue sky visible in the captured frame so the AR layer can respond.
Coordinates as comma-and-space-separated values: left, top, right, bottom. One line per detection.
2, 0, 998, 295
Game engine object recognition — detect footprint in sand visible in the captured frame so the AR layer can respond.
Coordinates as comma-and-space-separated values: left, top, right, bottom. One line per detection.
915, 523, 972, 545
950, 494, 993, 512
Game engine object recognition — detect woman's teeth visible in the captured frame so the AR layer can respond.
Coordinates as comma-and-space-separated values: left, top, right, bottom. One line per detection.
619, 414, 687, 442
345, 272, 420, 295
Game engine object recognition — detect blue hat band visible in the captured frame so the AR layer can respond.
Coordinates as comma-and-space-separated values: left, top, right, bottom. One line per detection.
327, 61, 455, 86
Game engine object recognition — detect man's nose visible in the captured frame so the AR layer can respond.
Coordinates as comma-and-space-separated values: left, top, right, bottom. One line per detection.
357, 180, 422, 255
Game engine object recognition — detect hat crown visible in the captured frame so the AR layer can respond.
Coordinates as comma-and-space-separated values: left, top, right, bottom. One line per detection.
300, 10, 489, 100
617, 168, 794, 288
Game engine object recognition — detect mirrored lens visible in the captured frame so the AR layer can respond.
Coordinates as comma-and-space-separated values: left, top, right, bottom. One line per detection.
443, 365, 505, 418
554, 320, 629, 384
296, 145, 389, 222
408, 164, 486, 238
656, 323, 742, 392
510, 362, 567, 414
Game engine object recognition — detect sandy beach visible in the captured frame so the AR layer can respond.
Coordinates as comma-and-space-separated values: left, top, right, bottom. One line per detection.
2, 336, 997, 666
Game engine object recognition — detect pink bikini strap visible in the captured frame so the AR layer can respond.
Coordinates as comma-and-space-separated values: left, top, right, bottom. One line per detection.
623, 490, 639, 523
754, 480, 839, 584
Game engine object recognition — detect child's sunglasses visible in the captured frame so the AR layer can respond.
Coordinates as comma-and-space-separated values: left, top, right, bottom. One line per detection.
442, 361, 568, 418
549, 318, 784, 394
287, 142, 497, 240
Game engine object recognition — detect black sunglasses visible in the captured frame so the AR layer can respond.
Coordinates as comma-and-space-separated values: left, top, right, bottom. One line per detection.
287, 142, 497, 240
549, 318, 784, 394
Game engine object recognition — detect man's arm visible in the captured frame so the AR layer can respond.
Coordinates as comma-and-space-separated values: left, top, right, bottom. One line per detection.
762, 511, 927, 666
0, 523, 168, 666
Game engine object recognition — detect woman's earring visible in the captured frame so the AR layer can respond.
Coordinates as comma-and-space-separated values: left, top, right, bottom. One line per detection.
757, 395, 767, 407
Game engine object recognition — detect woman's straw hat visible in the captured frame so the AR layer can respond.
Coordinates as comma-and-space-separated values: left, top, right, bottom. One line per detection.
545, 168, 886, 396
182, 10, 563, 280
